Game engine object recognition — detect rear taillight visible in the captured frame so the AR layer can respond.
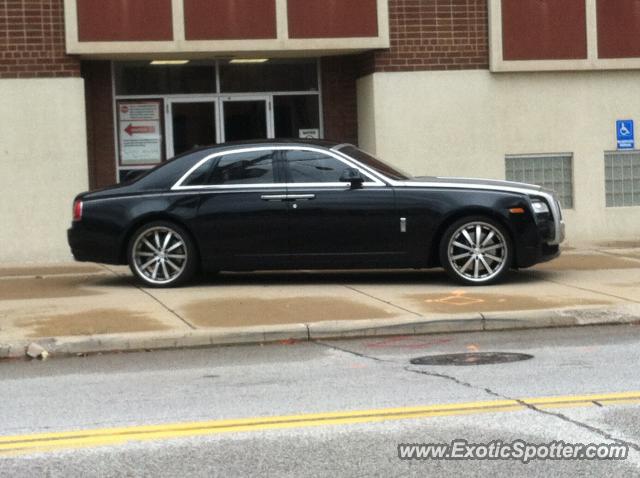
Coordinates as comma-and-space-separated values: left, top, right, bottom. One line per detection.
73, 199, 83, 222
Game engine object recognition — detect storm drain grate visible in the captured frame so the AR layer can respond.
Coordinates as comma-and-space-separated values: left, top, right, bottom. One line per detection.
410, 352, 533, 366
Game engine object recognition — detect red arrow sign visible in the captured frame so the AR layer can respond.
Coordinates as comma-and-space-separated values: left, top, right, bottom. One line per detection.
124, 124, 155, 136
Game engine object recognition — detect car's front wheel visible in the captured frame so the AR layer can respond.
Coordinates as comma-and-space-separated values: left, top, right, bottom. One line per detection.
439, 216, 512, 285
128, 221, 197, 288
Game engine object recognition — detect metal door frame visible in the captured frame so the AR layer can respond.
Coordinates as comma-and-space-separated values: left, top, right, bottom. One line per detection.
165, 96, 220, 159
219, 95, 274, 143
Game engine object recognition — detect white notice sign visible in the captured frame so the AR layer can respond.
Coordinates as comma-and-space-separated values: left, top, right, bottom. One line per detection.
118, 101, 163, 165
299, 128, 320, 139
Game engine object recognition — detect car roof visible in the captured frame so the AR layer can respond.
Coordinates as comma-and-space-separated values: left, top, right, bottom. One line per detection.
196, 139, 344, 154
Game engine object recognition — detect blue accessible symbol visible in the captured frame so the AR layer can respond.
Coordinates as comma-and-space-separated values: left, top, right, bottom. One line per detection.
617, 120, 634, 150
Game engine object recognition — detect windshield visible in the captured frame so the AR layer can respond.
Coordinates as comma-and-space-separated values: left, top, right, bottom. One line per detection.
335, 145, 413, 181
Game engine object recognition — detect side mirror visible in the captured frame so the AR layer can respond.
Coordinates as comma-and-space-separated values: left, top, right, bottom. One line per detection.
339, 167, 364, 189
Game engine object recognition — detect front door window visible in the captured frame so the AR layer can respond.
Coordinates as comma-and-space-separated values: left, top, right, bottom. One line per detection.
285, 150, 347, 183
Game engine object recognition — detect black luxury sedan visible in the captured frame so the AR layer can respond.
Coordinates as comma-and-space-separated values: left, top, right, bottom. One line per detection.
68, 140, 565, 287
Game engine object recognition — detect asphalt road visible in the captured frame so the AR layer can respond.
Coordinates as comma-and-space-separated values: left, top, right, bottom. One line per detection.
1, 324, 640, 477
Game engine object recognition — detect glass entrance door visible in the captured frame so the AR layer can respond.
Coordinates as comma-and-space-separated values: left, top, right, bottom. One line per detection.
168, 99, 218, 157
221, 96, 273, 143
165, 96, 283, 158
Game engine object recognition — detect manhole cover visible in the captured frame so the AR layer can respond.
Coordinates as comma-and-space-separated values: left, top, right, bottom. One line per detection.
410, 352, 533, 366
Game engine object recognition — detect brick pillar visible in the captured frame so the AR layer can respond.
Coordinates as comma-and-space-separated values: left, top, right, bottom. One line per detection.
82, 61, 117, 189
321, 55, 359, 145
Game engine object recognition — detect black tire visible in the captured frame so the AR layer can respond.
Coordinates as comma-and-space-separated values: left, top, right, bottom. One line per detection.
127, 220, 198, 288
439, 215, 512, 286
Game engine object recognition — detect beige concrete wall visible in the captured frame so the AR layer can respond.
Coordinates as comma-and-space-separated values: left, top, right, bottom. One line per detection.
0, 78, 88, 262
357, 69, 640, 243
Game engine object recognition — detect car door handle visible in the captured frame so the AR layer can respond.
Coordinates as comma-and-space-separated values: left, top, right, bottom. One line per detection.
286, 194, 315, 200
260, 194, 289, 201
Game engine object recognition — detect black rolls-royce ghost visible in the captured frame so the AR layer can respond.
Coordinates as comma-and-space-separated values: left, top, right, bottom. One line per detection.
68, 140, 565, 287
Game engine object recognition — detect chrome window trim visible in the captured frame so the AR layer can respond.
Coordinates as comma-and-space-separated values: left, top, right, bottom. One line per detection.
171, 146, 386, 190
331, 144, 396, 184
282, 147, 384, 186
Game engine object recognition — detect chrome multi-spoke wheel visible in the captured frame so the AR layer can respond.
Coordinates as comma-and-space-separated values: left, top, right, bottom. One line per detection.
440, 218, 511, 285
128, 222, 196, 287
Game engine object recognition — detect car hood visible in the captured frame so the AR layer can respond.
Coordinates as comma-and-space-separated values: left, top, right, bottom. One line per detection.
404, 176, 546, 195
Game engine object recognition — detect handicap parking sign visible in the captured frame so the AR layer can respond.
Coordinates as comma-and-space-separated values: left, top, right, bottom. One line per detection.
617, 120, 634, 150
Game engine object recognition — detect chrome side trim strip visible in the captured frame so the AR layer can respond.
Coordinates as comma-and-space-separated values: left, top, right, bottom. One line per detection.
390, 181, 565, 245
287, 194, 316, 200
175, 182, 382, 191
388, 180, 538, 195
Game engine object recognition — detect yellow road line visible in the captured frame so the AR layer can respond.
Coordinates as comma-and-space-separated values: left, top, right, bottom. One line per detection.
1, 391, 639, 457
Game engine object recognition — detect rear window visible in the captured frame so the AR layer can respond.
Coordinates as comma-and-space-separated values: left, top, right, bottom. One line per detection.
131, 149, 214, 191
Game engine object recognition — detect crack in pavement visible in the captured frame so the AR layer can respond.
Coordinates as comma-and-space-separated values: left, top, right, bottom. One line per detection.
341, 284, 424, 318
404, 366, 640, 453
314, 340, 640, 452
136, 288, 196, 331
100, 265, 196, 331
314, 340, 391, 363
540, 276, 640, 305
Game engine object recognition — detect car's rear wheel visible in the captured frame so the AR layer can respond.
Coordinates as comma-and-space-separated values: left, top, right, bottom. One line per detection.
439, 216, 512, 286
128, 221, 197, 288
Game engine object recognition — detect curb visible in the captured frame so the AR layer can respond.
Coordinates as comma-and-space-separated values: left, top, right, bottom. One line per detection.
1, 306, 639, 359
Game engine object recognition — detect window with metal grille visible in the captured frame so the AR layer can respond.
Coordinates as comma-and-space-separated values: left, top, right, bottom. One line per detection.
505, 153, 574, 208
605, 151, 640, 207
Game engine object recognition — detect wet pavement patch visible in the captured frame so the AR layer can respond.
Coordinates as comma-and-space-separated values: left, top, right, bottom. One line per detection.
533, 254, 640, 271
410, 352, 533, 366
596, 240, 640, 249
406, 292, 610, 314
0, 276, 103, 301
607, 282, 640, 288
17, 309, 169, 337
181, 297, 395, 327
607, 251, 640, 261
0, 265, 104, 278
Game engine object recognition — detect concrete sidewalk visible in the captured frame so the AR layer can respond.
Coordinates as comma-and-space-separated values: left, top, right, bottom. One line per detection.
1, 242, 640, 358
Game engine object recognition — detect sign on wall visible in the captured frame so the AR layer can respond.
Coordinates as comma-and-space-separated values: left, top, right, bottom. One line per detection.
118, 100, 164, 165
617, 119, 634, 150
299, 128, 320, 139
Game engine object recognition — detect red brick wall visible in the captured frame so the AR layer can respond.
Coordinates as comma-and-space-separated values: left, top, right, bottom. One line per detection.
82, 61, 116, 189
361, 0, 489, 75
321, 56, 359, 145
0, 0, 80, 79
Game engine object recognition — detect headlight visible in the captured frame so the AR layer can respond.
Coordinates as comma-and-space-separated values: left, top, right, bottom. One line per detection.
531, 199, 550, 214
